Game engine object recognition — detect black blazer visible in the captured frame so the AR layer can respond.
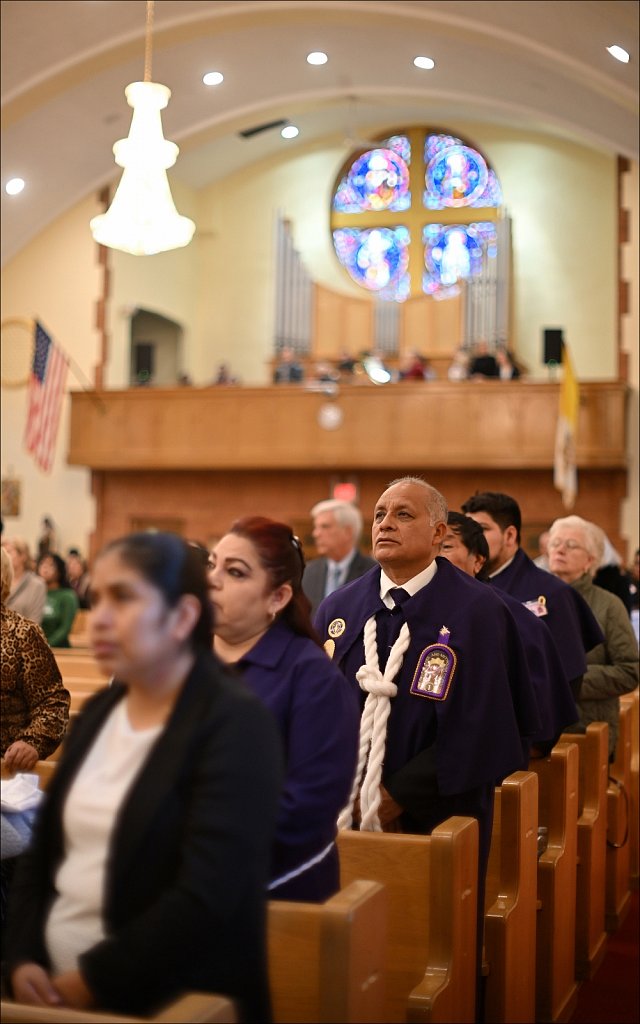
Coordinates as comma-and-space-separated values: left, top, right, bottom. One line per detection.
302, 551, 377, 616
6, 652, 283, 1024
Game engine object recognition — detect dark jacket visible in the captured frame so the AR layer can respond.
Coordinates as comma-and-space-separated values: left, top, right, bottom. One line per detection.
303, 549, 377, 616
5, 652, 283, 1023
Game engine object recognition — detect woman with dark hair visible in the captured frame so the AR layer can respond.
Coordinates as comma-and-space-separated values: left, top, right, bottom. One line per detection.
37, 553, 78, 647
6, 532, 282, 1022
209, 516, 359, 902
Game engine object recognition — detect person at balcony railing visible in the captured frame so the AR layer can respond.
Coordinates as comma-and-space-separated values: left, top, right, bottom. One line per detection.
273, 346, 304, 383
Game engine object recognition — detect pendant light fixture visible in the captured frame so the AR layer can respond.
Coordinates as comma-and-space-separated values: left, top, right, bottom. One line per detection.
90, 0, 195, 256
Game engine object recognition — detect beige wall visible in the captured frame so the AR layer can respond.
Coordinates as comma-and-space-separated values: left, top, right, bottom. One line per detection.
1, 128, 636, 558
1, 194, 102, 557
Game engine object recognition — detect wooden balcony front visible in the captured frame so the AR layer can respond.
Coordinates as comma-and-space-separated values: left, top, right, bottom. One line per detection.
67, 380, 628, 558
69, 380, 626, 472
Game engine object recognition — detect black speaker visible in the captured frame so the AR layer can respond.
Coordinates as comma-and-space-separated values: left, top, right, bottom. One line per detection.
543, 329, 564, 365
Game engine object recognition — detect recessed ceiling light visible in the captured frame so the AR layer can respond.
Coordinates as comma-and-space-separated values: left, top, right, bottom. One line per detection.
307, 51, 328, 66
5, 177, 25, 195
203, 71, 224, 86
606, 45, 630, 64
281, 125, 299, 139
414, 56, 435, 70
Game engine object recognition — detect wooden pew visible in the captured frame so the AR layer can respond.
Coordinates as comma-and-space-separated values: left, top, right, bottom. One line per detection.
337, 816, 478, 1024
1, 759, 58, 790
620, 690, 639, 889
268, 879, 386, 1023
53, 653, 104, 681
69, 608, 91, 647
483, 770, 538, 1024
559, 722, 609, 980
605, 698, 633, 930
528, 742, 579, 1024
1, 993, 237, 1023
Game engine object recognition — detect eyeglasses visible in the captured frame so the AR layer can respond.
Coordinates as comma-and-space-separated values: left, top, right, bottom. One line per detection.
548, 538, 588, 553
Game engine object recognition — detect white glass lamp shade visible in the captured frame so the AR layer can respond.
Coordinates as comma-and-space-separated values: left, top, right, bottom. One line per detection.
90, 82, 195, 256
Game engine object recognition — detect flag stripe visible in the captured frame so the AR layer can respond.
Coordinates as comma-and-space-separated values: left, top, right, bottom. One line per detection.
23, 323, 69, 473
554, 342, 579, 509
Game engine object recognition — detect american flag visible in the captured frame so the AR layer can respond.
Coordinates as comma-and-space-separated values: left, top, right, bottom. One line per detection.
24, 322, 70, 473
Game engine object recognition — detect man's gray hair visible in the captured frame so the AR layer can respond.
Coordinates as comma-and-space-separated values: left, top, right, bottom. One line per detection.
549, 514, 605, 575
311, 499, 363, 543
387, 476, 448, 526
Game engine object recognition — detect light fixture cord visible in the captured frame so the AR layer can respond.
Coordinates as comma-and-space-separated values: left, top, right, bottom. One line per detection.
144, 0, 154, 83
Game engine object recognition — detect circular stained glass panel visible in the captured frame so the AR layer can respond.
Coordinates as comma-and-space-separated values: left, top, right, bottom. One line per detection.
425, 144, 488, 208
349, 149, 410, 212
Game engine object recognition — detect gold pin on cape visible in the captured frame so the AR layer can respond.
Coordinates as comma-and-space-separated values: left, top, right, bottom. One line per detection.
324, 639, 336, 659
328, 618, 346, 638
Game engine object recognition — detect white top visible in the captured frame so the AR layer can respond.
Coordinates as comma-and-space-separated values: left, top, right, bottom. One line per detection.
45, 700, 162, 975
379, 560, 438, 608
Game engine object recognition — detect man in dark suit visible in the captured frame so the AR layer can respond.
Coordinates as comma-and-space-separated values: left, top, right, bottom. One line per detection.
302, 499, 376, 616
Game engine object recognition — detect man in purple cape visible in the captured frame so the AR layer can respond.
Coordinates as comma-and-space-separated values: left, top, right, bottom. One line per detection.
315, 478, 540, 874
462, 492, 604, 698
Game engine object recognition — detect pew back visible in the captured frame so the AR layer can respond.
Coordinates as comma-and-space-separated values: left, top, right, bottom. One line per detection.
268, 878, 386, 1023
484, 770, 538, 1023
606, 698, 633, 929
620, 690, 638, 889
528, 742, 579, 1023
337, 816, 478, 1024
560, 722, 609, 979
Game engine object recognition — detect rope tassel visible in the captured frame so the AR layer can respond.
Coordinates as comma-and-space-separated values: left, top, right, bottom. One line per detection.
338, 615, 411, 831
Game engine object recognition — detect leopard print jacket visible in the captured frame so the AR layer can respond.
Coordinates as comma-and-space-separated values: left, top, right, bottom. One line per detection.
1, 604, 70, 759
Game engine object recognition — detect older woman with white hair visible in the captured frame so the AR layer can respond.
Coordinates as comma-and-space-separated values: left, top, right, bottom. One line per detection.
548, 515, 638, 759
2, 537, 47, 624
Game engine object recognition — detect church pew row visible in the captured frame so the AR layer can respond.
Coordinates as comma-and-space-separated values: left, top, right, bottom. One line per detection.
52, 651, 104, 680
2, 758, 386, 1024
268, 879, 386, 1023
0, 994, 237, 1023
605, 698, 633, 931
528, 742, 579, 1024
483, 770, 538, 1024
619, 689, 639, 890
337, 816, 478, 1024
559, 723, 609, 981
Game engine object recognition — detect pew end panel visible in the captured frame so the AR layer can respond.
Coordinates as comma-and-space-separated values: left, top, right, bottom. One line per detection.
606, 699, 633, 930
268, 878, 386, 1023
619, 690, 638, 890
338, 816, 478, 1024
484, 770, 538, 1024
560, 722, 609, 980
529, 742, 579, 1023
0, 993, 237, 1023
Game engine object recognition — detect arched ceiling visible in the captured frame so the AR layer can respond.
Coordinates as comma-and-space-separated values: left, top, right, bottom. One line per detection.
1, 0, 638, 266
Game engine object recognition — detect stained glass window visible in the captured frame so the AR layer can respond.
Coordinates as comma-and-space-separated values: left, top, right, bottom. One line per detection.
333, 226, 410, 300
333, 140, 411, 213
423, 222, 497, 293
330, 128, 503, 301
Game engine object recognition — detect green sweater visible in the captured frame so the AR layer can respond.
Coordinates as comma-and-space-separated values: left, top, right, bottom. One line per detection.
41, 587, 79, 647
571, 573, 639, 757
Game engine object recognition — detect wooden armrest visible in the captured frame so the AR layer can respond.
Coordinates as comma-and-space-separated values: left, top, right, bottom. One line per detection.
0, 994, 237, 1023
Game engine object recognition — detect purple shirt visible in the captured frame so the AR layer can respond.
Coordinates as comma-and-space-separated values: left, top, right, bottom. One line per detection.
237, 620, 359, 899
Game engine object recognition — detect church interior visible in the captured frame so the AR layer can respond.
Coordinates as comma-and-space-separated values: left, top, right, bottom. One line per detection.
1, 0, 638, 563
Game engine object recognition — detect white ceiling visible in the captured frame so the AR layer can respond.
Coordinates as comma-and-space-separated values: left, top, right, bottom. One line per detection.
1, 0, 638, 266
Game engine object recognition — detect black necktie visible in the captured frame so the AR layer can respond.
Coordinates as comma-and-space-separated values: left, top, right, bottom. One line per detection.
376, 588, 410, 670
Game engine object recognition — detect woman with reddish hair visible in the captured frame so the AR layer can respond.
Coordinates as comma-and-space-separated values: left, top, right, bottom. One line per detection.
209, 516, 359, 902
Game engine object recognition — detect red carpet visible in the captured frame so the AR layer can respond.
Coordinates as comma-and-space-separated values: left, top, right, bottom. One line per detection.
569, 890, 640, 1023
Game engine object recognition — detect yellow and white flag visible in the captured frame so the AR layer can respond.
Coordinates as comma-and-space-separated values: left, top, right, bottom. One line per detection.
554, 342, 579, 508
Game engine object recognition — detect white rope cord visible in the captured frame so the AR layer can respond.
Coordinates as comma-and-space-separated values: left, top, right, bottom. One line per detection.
338, 613, 411, 832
